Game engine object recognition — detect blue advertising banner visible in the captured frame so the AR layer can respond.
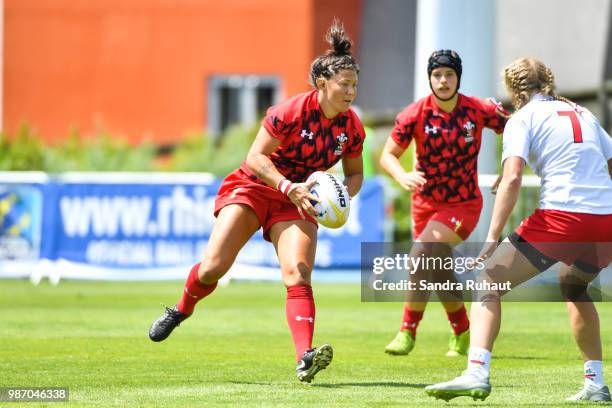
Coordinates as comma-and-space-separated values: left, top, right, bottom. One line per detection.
0, 173, 48, 278
53, 183, 219, 266
0, 172, 386, 280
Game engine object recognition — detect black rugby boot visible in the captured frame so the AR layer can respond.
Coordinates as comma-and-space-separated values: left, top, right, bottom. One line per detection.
149, 306, 189, 342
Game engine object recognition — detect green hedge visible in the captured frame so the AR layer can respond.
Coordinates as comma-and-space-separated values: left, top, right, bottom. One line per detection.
0, 123, 258, 176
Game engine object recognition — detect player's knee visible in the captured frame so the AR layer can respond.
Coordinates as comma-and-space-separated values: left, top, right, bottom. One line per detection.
559, 278, 591, 302
473, 270, 509, 300
198, 257, 232, 284
282, 263, 312, 286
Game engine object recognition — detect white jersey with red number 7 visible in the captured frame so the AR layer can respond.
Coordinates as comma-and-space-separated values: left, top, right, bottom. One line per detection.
501, 94, 612, 215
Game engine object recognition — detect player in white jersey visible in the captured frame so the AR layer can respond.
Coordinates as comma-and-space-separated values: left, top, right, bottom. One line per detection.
425, 57, 612, 402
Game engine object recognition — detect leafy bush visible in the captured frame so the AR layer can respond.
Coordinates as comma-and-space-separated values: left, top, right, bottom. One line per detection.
43, 131, 158, 172
0, 123, 257, 175
168, 124, 258, 175
0, 125, 47, 171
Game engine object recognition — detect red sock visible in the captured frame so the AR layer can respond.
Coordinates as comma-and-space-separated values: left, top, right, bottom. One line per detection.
286, 285, 315, 361
446, 305, 469, 335
401, 307, 424, 338
176, 263, 217, 315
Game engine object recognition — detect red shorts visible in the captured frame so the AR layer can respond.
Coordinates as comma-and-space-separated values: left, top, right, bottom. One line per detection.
411, 195, 483, 241
214, 169, 317, 242
514, 209, 612, 270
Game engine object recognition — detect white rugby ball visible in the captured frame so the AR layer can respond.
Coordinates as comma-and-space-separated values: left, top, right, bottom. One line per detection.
306, 171, 350, 229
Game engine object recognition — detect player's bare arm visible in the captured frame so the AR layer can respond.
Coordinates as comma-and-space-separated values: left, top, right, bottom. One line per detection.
479, 156, 525, 260
246, 127, 318, 218
246, 127, 284, 186
341, 155, 364, 197
380, 137, 426, 191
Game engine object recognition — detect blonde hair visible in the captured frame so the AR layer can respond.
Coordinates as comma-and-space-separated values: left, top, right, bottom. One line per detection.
503, 58, 574, 110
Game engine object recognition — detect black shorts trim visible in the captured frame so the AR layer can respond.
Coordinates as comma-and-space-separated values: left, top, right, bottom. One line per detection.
573, 259, 603, 275
507, 232, 603, 274
507, 232, 557, 272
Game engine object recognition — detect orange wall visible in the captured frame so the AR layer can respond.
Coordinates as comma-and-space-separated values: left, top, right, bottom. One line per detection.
4, 0, 361, 145
313, 0, 361, 58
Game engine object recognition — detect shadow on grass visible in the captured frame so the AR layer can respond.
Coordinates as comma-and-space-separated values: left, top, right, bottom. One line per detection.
225, 381, 518, 390
226, 381, 429, 389
227, 381, 273, 386
313, 382, 429, 388
493, 355, 547, 360
457, 403, 589, 407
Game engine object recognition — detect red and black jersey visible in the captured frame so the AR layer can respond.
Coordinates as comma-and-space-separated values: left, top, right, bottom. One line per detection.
239, 89, 365, 183
392, 93, 507, 203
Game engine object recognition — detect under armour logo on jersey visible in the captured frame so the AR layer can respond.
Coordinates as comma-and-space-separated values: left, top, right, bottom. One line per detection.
296, 316, 314, 323
425, 125, 438, 135
450, 216, 463, 232
301, 129, 314, 139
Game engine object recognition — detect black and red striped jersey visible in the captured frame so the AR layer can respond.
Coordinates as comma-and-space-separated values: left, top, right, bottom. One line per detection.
392, 93, 507, 203
239, 89, 364, 183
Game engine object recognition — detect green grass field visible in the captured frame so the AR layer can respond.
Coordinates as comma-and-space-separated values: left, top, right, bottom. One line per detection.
1, 279, 611, 407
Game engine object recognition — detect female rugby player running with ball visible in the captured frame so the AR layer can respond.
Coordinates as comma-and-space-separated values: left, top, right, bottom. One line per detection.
148, 21, 365, 383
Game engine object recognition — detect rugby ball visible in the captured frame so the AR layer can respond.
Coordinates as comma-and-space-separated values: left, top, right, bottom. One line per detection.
306, 171, 350, 229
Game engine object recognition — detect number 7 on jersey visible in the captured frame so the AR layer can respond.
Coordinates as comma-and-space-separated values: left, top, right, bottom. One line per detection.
557, 111, 583, 143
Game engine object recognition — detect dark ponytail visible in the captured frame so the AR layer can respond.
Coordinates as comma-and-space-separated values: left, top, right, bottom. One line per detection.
310, 19, 360, 87
325, 22, 352, 56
